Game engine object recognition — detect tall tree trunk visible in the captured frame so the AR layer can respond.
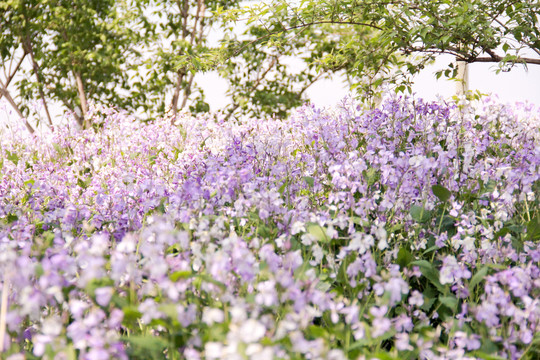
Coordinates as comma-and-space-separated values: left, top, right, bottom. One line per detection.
171, 69, 185, 118
456, 59, 469, 96
74, 70, 88, 128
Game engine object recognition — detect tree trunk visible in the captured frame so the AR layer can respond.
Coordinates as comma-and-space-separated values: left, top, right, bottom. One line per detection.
74, 71, 88, 128
24, 39, 54, 130
0, 82, 35, 133
171, 70, 185, 118
456, 59, 469, 96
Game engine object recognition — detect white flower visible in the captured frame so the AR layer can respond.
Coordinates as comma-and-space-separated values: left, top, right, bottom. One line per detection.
42, 316, 62, 336
204, 342, 223, 359
347, 233, 374, 254
202, 308, 225, 325
239, 319, 266, 343
95, 287, 114, 307
291, 221, 305, 235
245, 344, 273, 360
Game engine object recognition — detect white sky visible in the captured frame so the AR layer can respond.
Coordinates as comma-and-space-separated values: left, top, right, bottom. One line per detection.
2, 53, 540, 126
198, 53, 540, 111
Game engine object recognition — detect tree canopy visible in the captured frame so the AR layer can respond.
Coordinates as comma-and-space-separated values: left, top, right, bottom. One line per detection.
214, 0, 540, 100
1, 0, 539, 131
1, 0, 359, 129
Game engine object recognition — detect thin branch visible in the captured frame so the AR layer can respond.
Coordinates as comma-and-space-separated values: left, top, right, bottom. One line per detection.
23, 37, 55, 130
181, 72, 195, 109
0, 79, 35, 133
227, 20, 383, 61
224, 56, 280, 121
0, 52, 27, 101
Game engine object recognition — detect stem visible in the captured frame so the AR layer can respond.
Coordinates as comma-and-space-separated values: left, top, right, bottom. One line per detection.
0, 274, 10, 353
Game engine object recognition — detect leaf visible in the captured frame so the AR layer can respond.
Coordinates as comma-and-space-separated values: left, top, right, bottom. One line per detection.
307, 325, 328, 338
439, 295, 458, 312
470, 352, 506, 360
306, 222, 330, 242
469, 266, 489, 293
278, 180, 288, 195
410, 260, 445, 292
364, 168, 379, 187
303, 176, 315, 188
526, 215, 540, 241
122, 335, 168, 359
397, 246, 414, 269
6, 150, 19, 165
479, 180, 497, 195
410, 205, 432, 223
122, 306, 142, 324
169, 270, 192, 282
432, 184, 451, 202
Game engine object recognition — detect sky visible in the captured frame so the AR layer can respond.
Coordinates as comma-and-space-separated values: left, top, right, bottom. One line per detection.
197, 53, 540, 111
2, 53, 540, 127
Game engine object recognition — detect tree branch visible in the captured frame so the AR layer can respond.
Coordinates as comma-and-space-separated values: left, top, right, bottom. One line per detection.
227, 20, 383, 61
0, 79, 35, 133
224, 56, 280, 121
0, 52, 27, 101
468, 56, 540, 65
23, 37, 55, 130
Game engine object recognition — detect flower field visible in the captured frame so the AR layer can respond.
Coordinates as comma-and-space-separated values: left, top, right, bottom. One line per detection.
0, 97, 539, 359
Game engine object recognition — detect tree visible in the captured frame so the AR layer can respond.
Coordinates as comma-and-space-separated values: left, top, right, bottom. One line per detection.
1, 0, 145, 129
1, 0, 369, 129
138, 0, 364, 120
215, 0, 540, 101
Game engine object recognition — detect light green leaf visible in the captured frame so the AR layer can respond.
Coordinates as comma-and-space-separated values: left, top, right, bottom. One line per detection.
306, 222, 330, 242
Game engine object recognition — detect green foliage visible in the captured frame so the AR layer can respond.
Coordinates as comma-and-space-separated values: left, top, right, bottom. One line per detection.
0, 0, 144, 126
216, 0, 540, 102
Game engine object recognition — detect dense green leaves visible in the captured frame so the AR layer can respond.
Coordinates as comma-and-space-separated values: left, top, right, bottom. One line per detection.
216, 0, 540, 102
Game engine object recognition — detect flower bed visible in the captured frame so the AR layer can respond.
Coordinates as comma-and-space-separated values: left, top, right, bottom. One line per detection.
0, 97, 539, 359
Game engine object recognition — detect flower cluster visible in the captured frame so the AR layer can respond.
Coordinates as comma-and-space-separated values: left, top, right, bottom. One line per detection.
0, 97, 539, 359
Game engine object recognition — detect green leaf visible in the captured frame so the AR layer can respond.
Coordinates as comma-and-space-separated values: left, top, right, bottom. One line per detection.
307, 325, 328, 338
526, 215, 540, 241
122, 335, 168, 359
122, 305, 142, 324
432, 184, 451, 202
306, 222, 330, 242
397, 246, 414, 269
410, 260, 445, 292
470, 352, 506, 360
169, 270, 193, 282
303, 176, 315, 188
410, 205, 432, 223
439, 295, 458, 312
6, 150, 19, 165
278, 180, 288, 195
6, 213, 18, 223
364, 168, 379, 187
469, 266, 489, 293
